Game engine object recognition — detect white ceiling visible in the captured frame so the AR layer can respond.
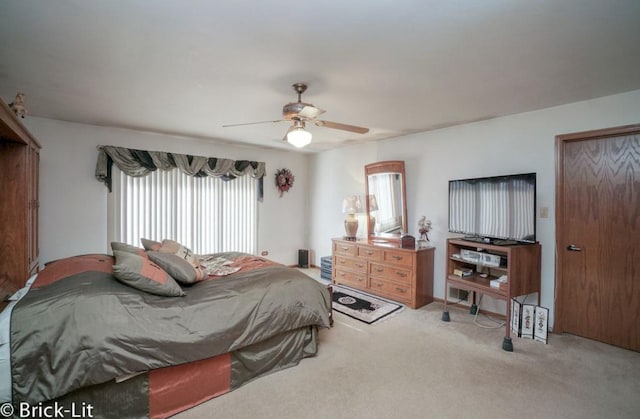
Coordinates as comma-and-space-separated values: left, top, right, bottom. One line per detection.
1, 1, 639, 152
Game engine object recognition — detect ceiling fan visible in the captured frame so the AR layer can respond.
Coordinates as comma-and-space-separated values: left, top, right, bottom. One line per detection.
222, 83, 369, 148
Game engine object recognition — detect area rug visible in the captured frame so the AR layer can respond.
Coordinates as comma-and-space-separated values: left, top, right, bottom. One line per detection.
331, 285, 403, 324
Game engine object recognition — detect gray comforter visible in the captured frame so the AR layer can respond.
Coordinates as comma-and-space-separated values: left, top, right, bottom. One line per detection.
10, 256, 331, 403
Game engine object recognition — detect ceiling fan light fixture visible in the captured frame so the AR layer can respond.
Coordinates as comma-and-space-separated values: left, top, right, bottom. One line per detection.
223, 82, 369, 148
286, 127, 312, 148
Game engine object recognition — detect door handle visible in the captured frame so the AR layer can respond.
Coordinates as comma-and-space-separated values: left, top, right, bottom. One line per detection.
567, 244, 582, 251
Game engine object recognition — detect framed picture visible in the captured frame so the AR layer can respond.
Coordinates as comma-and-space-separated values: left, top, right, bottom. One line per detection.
521, 304, 535, 339
534, 306, 549, 344
511, 298, 521, 337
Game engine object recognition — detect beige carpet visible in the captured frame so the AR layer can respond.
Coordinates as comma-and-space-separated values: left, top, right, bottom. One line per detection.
175, 272, 640, 419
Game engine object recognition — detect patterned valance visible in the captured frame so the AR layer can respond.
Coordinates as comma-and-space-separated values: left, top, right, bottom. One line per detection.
95, 145, 266, 198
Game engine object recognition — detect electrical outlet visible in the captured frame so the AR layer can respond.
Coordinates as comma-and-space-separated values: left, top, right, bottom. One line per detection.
261, 251, 269, 256
540, 206, 549, 218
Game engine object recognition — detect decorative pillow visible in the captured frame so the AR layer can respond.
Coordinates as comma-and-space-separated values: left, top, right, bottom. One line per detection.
148, 251, 206, 284
111, 241, 147, 258
141, 238, 162, 251
112, 250, 184, 297
158, 239, 198, 267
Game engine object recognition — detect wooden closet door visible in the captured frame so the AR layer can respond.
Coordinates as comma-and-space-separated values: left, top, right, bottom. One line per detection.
28, 144, 40, 275
555, 124, 640, 351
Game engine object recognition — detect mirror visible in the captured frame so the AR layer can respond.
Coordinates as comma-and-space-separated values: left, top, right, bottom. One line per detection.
365, 160, 408, 240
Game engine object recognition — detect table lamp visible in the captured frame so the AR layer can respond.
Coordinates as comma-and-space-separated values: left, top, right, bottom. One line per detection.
342, 195, 362, 240
367, 194, 378, 234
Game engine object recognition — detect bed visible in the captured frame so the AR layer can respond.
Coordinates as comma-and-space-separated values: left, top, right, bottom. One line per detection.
0, 245, 331, 418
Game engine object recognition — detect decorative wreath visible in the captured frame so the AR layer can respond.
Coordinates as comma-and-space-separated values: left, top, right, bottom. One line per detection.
275, 168, 295, 197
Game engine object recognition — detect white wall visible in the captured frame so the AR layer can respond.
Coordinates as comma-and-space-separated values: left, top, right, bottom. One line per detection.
309, 89, 640, 327
24, 88, 640, 327
24, 118, 311, 266
307, 143, 378, 264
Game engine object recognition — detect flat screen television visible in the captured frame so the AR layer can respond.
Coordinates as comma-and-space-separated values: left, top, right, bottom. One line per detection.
448, 173, 536, 244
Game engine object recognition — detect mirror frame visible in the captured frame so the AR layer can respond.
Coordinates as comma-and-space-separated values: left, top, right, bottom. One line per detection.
364, 160, 408, 241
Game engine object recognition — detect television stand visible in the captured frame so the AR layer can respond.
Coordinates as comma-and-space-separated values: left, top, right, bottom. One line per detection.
442, 238, 541, 351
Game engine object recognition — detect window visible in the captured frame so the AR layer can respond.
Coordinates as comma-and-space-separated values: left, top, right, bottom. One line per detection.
108, 167, 258, 254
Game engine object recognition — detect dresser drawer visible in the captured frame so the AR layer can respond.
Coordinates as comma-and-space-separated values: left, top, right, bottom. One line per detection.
369, 278, 411, 300
334, 256, 366, 272
334, 268, 367, 287
356, 245, 383, 261
383, 250, 413, 267
334, 241, 357, 256
369, 263, 411, 285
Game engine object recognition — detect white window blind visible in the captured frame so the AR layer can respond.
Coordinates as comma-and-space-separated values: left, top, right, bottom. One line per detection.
109, 167, 258, 255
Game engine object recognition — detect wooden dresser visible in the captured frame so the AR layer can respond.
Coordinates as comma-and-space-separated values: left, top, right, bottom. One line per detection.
0, 99, 41, 309
332, 238, 434, 309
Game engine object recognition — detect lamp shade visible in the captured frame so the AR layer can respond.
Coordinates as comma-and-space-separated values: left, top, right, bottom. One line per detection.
368, 194, 379, 212
286, 128, 312, 148
342, 195, 363, 214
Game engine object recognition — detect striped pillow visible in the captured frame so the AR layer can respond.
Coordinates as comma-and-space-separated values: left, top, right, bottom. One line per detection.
158, 239, 198, 267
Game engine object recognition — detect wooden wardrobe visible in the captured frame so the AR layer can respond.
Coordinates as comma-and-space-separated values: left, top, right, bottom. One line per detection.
0, 99, 41, 307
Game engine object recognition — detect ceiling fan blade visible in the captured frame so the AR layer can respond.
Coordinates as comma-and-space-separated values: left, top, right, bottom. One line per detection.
222, 120, 283, 128
298, 105, 325, 120
314, 120, 369, 134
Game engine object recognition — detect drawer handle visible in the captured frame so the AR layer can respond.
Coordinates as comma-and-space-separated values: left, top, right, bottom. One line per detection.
366, 250, 374, 255
339, 272, 346, 277
396, 272, 407, 278
395, 287, 407, 293
355, 263, 364, 268
374, 282, 383, 287
357, 277, 365, 282
375, 267, 384, 272
392, 255, 403, 261
341, 246, 349, 251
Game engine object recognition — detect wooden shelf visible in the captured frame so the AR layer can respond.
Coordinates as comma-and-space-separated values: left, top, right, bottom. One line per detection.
449, 255, 508, 271
0, 100, 40, 147
443, 238, 541, 351
446, 274, 507, 298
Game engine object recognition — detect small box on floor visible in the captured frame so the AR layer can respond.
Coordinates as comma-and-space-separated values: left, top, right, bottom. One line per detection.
320, 256, 332, 280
